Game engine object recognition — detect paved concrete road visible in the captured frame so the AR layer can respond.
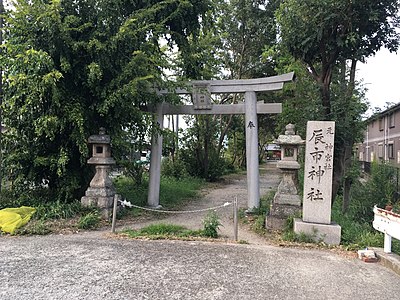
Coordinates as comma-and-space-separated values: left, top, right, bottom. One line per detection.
1, 232, 400, 300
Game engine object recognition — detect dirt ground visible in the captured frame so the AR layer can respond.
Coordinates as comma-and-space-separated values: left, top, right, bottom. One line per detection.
114, 161, 282, 245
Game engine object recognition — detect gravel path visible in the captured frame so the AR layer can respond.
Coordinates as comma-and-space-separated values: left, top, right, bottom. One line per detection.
2, 234, 400, 300
116, 162, 282, 244
3, 163, 400, 299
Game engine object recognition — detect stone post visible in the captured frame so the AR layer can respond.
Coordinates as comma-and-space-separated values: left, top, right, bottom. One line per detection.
81, 128, 116, 219
266, 124, 304, 230
294, 121, 341, 245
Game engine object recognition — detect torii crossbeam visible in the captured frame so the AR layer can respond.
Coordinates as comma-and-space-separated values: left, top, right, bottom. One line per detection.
148, 72, 294, 210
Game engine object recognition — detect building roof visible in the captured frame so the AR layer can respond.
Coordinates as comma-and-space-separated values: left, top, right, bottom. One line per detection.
368, 102, 400, 122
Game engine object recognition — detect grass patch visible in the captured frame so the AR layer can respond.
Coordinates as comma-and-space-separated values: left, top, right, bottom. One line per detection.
238, 191, 274, 235
121, 223, 203, 240
251, 215, 267, 235
159, 177, 205, 208
114, 175, 205, 219
280, 214, 321, 244
15, 220, 52, 235
78, 211, 101, 229
0, 190, 103, 234
121, 213, 223, 240
33, 200, 85, 220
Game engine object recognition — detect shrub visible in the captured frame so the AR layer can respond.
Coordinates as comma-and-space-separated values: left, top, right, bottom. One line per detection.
34, 200, 83, 220
118, 160, 147, 186
202, 210, 221, 238
349, 162, 397, 223
161, 157, 188, 179
16, 220, 52, 235
77, 211, 101, 229
337, 214, 398, 252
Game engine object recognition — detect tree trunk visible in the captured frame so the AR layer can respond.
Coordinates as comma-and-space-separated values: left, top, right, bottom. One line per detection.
341, 59, 357, 212
320, 68, 332, 120
217, 115, 233, 154
331, 59, 358, 203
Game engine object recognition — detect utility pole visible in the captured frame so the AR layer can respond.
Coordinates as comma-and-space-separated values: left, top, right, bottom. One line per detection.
0, 0, 4, 192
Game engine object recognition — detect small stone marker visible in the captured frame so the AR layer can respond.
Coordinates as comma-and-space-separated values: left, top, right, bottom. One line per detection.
294, 121, 341, 245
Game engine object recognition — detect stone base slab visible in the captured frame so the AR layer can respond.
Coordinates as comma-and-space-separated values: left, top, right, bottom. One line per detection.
85, 187, 115, 197
81, 196, 114, 208
265, 216, 286, 230
273, 194, 301, 206
81, 195, 115, 220
270, 204, 301, 216
266, 204, 301, 230
294, 218, 341, 245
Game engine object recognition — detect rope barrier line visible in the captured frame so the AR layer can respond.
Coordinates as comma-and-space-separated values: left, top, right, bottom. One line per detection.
112, 196, 239, 239
118, 199, 232, 214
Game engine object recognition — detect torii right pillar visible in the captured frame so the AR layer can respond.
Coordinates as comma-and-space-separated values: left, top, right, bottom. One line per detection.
245, 91, 260, 211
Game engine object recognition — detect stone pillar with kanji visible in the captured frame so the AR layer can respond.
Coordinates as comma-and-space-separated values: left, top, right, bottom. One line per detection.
81, 128, 116, 219
294, 121, 341, 245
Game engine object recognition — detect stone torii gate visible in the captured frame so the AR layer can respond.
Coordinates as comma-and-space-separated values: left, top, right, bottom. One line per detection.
148, 72, 294, 211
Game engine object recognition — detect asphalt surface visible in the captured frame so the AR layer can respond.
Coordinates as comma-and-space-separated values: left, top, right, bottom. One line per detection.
1, 232, 400, 300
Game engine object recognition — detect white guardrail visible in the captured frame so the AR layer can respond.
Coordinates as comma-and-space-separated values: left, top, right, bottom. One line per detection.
373, 205, 400, 253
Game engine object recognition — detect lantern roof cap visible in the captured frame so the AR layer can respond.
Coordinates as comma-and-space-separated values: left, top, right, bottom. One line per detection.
88, 127, 111, 144
275, 124, 304, 145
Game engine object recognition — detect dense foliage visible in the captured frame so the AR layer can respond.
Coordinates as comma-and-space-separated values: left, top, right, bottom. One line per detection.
276, 0, 400, 200
2, 0, 209, 202
332, 162, 400, 253
2, 0, 400, 218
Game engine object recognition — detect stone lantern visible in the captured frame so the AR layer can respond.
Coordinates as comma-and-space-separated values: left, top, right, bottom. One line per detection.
81, 128, 116, 219
266, 124, 304, 230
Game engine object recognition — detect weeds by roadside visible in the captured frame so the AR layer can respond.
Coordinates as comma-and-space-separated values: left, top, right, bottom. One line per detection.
122, 223, 203, 240
332, 197, 400, 253
240, 191, 275, 235
120, 211, 222, 240
202, 211, 221, 238
78, 211, 101, 229
1, 174, 205, 235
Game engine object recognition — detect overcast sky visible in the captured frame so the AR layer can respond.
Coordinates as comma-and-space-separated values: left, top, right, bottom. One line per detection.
357, 48, 400, 113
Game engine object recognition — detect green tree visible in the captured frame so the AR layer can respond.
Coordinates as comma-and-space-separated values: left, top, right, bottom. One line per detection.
2, 0, 209, 202
179, 0, 282, 176
276, 0, 399, 200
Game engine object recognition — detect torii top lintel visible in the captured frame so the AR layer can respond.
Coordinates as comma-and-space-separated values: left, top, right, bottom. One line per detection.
158, 72, 294, 94
157, 72, 294, 115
